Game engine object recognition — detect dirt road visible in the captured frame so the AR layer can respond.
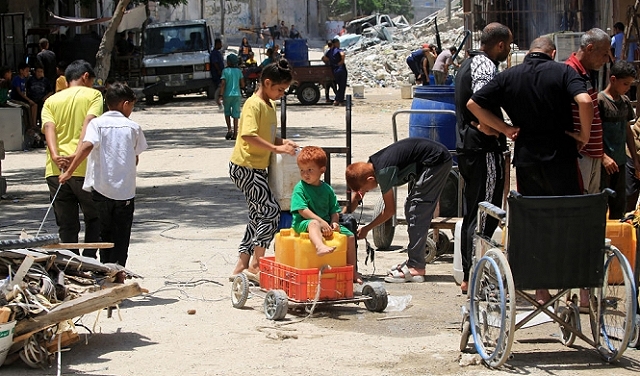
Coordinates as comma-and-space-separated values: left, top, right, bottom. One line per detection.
2, 83, 640, 375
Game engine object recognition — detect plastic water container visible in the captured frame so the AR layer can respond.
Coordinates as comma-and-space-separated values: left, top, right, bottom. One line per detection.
268, 152, 299, 211
409, 86, 457, 150
453, 221, 504, 285
400, 84, 413, 99
0, 320, 16, 366
283, 39, 309, 67
453, 221, 464, 285
295, 231, 347, 269
605, 220, 637, 283
352, 84, 364, 99
274, 228, 298, 266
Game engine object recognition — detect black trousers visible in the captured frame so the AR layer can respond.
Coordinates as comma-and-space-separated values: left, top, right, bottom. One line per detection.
46, 176, 100, 257
458, 151, 505, 282
93, 190, 135, 267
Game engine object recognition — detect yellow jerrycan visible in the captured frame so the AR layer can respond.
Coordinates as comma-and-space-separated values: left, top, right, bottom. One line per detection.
294, 231, 347, 269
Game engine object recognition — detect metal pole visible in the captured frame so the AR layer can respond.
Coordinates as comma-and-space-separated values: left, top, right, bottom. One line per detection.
346, 94, 352, 203
280, 94, 287, 139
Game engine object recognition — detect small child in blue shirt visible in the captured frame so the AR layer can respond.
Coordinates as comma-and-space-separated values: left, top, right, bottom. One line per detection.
217, 54, 244, 140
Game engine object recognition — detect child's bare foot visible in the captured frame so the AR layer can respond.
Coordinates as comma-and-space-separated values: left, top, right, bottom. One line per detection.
354, 272, 363, 284
316, 245, 335, 256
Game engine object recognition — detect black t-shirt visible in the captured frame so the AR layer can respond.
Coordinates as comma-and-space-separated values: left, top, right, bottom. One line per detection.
471, 52, 587, 166
455, 50, 507, 154
368, 138, 452, 194
37, 50, 57, 83
26, 76, 52, 102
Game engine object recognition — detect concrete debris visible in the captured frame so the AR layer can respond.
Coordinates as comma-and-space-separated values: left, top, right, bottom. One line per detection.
345, 4, 468, 89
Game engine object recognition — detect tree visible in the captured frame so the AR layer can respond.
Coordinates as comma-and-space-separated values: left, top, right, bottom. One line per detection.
94, 0, 187, 84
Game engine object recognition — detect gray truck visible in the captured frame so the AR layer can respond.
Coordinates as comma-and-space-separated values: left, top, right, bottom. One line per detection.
142, 19, 218, 104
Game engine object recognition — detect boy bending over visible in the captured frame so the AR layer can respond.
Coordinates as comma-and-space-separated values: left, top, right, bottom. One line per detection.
291, 146, 362, 283
345, 138, 452, 283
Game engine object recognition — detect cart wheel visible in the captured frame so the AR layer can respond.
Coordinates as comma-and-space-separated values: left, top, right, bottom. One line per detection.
593, 246, 635, 362
0, 234, 60, 250
296, 83, 320, 105
231, 273, 249, 309
424, 237, 437, 264
372, 197, 395, 250
557, 305, 579, 346
429, 229, 452, 256
469, 248, 515, 368
628, 314, 640, 349
460, 317, 471, 351
362, 284, 388, 312
264, 289, 288, 320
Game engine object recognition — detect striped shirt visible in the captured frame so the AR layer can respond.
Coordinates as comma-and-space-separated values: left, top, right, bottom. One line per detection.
565, 53, 603, 158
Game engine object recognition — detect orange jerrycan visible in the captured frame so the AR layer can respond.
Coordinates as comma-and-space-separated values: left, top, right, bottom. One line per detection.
605, 220, 637, 283
294, 231, 347, 269
274, 228, 297, 266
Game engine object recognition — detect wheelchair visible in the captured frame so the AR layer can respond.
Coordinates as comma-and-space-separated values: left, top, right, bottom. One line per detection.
459, 189, 638, 367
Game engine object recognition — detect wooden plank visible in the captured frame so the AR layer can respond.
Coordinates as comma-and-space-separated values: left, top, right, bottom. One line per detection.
430, 217, 462, 230
41, 242, 114, 249
14, 283, 143, 337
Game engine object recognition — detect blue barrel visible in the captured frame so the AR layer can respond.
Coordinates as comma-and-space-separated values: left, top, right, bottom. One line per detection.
283, 39, 309, 67
409, 86, 456, 151
278, 211, 293, 230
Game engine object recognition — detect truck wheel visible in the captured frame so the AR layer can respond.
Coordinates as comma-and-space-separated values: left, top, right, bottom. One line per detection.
296, 83, 320, 105
158, 94, 173, 103
145, 94, 155, 105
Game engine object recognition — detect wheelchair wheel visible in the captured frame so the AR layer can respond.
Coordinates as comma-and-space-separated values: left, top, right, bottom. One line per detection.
593, 246, 635, 362
469, 248, 515, 368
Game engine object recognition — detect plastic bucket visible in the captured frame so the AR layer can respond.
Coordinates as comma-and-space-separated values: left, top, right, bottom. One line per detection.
409, 86, 457, 150
352, 84, 364, 99
400, 84, 413, 99
0, 320, 16, 366
283, 39, 309, 67
278, 211, 292, 230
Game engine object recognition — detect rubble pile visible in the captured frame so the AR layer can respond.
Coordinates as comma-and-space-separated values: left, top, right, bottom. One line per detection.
344, 5, 475, 88
0, 234, 143, 369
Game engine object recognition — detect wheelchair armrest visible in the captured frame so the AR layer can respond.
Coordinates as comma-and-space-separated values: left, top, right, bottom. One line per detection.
602, 188, 616, 197
478, 201, 506, 225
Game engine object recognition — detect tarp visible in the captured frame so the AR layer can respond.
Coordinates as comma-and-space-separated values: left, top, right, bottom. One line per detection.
117, 5, 146, 32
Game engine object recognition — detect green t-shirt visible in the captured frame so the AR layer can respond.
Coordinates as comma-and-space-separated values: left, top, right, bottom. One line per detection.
221, 67, 243, 97
290, 180, 341, 232
598, 92, 635, 166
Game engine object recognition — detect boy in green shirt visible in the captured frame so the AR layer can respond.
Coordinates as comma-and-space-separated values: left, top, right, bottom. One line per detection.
291, 146, 361, 283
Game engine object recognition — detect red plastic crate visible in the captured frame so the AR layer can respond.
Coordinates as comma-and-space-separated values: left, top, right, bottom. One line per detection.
259, 256, 354, 302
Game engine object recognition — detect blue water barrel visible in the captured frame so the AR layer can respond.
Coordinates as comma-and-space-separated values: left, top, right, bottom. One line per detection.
283, 39, 309, 67
409, 86, 457, 151
428, 74, 454, 85
278, 211, 293, 230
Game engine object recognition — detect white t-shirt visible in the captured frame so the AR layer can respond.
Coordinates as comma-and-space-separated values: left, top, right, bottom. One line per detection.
82, 111, 148, 200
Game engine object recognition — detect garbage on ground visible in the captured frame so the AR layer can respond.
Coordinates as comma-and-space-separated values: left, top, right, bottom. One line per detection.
384, 294, 412, 312
0, 235, 143, 369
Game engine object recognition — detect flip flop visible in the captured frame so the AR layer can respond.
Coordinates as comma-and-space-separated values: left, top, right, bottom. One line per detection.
384, 265, 425, 283
387, 260, 408, 275
243, 270, 260, 285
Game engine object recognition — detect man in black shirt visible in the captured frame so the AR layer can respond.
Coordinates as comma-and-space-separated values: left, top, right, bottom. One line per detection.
467, 36, 593, 304
455, 22, 512, 294
345, 138, 452, 282
37, 38, 57, 84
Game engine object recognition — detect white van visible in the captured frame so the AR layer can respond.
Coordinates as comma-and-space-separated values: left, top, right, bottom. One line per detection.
142, 19, 218, 103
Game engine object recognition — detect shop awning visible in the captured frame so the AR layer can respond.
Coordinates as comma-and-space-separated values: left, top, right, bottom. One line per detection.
45, 12, 111, 27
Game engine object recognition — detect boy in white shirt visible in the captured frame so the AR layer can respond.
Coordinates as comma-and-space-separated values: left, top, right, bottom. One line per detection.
59, 82, 148, 267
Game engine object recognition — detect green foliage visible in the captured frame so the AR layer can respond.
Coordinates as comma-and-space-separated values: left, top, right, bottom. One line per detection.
329, 0, 413, 18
